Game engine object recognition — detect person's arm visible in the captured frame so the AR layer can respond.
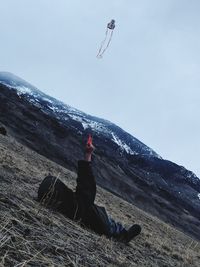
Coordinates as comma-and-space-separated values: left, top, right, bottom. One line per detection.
85, 142, 94, 162
75, 143, 96, 207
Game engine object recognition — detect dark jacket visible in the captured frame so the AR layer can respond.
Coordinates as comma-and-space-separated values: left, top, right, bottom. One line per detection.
38, 160, 111, 236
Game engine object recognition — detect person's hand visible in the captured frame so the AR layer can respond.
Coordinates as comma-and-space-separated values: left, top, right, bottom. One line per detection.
85, 142, 95, 162
85, 143, 95, 154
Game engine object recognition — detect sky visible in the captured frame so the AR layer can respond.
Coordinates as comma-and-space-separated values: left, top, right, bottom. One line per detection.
1, 0, 200, 177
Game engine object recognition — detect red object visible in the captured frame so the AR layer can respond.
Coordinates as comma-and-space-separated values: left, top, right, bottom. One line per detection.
87, 134, 93, 146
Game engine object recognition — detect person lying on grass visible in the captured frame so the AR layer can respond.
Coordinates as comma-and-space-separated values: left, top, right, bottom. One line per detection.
38, 138, 141, 243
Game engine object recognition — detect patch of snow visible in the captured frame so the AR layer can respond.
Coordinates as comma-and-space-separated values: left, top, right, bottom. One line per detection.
82, 121, 89, 130
5, 82, 38, 99
47, 105, 58, 112
15, 86, 33, 96
0, 82, 18, 91
42, 97, 53, 104
68, 114, 84, 123
198, 193, 200, 200
68, 114, 109, 134
27, 98, 41, 109
112, 133, 135, 155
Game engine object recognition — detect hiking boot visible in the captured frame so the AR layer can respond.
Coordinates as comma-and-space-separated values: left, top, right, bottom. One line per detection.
117, 224, 141, 243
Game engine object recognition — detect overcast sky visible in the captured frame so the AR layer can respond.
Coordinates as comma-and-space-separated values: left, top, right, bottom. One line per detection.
1, 0, 200, 177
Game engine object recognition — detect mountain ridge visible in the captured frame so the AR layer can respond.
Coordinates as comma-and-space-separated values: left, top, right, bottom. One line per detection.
0, 72, 161, 158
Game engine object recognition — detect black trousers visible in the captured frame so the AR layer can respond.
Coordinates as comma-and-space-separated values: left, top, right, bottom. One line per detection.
38, 176, 125, 238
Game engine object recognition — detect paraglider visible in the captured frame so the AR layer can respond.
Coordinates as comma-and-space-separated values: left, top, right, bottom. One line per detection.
97, 19, 116, 58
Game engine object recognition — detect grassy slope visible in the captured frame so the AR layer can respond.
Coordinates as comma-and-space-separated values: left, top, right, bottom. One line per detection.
0, 133, 199, 267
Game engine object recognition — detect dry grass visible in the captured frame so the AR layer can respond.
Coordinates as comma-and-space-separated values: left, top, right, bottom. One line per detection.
0, 133, 200, 267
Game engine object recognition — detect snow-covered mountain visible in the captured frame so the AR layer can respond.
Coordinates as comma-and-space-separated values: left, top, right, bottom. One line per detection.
0, 72, 160, 158
0, 71, 200, 240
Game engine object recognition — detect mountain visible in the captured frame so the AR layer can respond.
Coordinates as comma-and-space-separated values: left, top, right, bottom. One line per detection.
0, 72, 200, 241
0, 72, 160, 157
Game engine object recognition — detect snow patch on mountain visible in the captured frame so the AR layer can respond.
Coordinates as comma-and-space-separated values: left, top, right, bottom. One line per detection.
68, 114, 111, 135
42, 97, 53, 104
16, 86, 32, 96
111, 133, 136, 155
2, 83, 32, 96
47, 105, 59, 112
0, 82, 29, 95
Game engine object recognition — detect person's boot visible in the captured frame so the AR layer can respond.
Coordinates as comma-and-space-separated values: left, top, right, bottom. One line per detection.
117, 224, 141, 243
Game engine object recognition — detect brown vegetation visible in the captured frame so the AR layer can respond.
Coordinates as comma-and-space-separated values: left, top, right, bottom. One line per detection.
0, 133, 200, 266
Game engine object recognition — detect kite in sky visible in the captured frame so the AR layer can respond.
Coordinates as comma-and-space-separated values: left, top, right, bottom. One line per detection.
97, 19, 116, 58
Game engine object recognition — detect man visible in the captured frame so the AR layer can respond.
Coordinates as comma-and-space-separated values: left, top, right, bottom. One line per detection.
38, 139, 141, 243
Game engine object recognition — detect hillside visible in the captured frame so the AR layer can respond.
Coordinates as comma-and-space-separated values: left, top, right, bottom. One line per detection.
0, 127, 200, 266
0, 73, 200, 242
